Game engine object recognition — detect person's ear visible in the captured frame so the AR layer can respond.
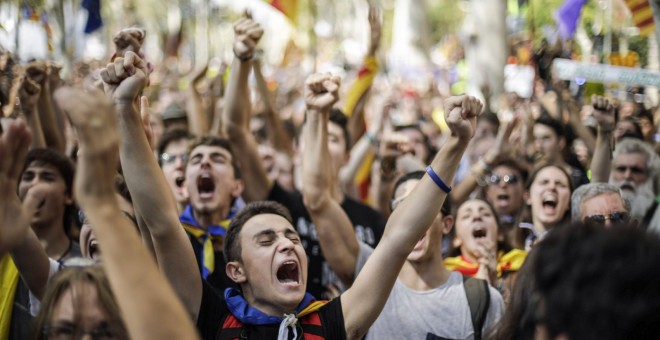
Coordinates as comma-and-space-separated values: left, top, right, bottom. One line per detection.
453, 235, 462, 249
226, 261, 247, 283
524, 190, 531, 206
442, 215, 454, 235
231, 179, 244, 198
64, 191, 74, 206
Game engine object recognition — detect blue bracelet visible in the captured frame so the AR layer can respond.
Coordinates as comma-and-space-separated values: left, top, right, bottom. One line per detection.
426, 166, 452, 193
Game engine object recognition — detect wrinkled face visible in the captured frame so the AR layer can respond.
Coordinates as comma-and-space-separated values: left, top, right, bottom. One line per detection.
611, 152, 648, 187
398, 128, 429, 163
47, 282, 116, 340
80, 194, 136, 260
454, 200, 499, 262
484, 165, 524, 216
327, 121, 349, 177
234, 214, 307, 315
533, 124, 563, 162
579, 192, 627, 227
185, 145, 242, 216
391, 179, 449, 263
161, 139, 190, 206
528, 166, 571, 227
18, 163, 72, 227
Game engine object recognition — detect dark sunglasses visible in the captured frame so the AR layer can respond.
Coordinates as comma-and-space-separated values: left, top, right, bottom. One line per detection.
584, 211, 630, 226
486, 174, 519, 185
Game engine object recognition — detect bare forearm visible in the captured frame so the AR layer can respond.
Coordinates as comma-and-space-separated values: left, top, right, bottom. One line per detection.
10, 229, 50, 299
223, 58, 253, 133
590, 129, 613, 182
88, 206, 198, 340
187, 87, 209, 135
302, 110, 359, 285
115, 102, 181, 234
23, 107, 46, 149
302, 110, 333, 209
386, 137, 467, 255
37, 91, 64, 152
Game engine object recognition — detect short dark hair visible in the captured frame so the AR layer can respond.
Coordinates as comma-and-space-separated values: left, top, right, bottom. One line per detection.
224, 201, 293, 263
157, 129, 193, 167
23, 148, 76, 232
329, 108, 351, 152
392, 171, 451, 215
534, 115, 565, 139
187, 136, 241, 179
534, 224, 660, 339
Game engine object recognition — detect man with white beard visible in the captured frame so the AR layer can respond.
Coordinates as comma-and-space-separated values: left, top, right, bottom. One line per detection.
590, 96, 660, 232
608, 139, 660, 227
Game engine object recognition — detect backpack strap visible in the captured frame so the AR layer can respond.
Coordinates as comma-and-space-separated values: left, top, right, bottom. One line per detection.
462, 275, 490, 340
219, 313, 246, 340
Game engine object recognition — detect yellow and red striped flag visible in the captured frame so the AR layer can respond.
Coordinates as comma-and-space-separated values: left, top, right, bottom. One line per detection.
264, 0, 298, 24
625, 0, 655, 36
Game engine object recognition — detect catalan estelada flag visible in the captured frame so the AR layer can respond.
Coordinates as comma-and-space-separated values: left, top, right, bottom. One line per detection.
625, 0, 655, 36
264, 0, 298, 24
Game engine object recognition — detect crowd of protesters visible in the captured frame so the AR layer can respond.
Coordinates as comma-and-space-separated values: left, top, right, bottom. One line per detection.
1, 6, 660, 340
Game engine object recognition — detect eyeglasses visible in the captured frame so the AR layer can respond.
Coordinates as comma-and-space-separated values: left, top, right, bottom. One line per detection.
584, 211, 630, 227
42, 324, 116, 340
159, 152, 188, 165
486, 174, 519, 186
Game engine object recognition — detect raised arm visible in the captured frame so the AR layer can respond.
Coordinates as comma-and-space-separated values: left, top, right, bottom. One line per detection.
187, 64, 211, 135
55, 86, 199, 340
17, 74, 46, 148
341, 96, 482, 339
222, 15, 273, 202
301, 74, 360, 286
589, 95, 616, 183
253, 57, 294, 154
99, 51, 201, 319
26, 62, 64, 152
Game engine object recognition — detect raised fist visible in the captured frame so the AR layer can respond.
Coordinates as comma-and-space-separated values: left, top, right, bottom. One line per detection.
17, 75, 41, 112
443, 95, 483, 140
233, 14, 264, 60
304, 73, 340, 113
113, 27, 146, 57
591, 95, 616, 131
100, 51, 148, 103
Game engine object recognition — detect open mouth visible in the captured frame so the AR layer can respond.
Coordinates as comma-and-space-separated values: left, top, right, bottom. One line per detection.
541, 194, 558, 213
496, 193, 510, 204
472, 226, 487, 239
175, 176, 185, 188
197, 174, 216, 199
276, 261, 300, 285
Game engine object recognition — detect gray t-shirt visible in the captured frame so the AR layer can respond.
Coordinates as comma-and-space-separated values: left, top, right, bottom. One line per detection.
355, 242, 504, 340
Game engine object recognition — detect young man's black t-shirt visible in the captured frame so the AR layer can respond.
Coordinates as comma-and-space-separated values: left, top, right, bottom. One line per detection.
196, 282, 347, 340
268, 183, 385, 299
